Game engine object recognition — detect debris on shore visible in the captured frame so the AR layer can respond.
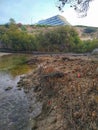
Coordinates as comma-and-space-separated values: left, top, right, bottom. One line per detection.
17, 54, 98, 130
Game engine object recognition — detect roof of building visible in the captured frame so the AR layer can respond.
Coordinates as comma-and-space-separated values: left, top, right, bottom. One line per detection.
37, 15, 71, 26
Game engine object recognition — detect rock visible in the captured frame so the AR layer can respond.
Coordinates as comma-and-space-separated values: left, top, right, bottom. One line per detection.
26, 58, 39, 65
17, 83, 21, 88
17, 87, 22, 90
24, 89, 29, 93
62, 57, 71, 61
5, 86, 13, 91
92, 48, 98, 55
42, 71, 64, 79
33, 85, 41, 92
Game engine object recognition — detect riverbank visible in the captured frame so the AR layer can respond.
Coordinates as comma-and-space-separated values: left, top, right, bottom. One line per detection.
17, 54, 98, 130
0, 52, 11, 57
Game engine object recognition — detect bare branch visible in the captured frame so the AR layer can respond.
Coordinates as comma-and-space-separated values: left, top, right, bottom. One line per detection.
57, 0, 93, 17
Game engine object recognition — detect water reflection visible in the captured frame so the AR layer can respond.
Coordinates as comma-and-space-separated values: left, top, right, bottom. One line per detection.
0, 53, 36, 76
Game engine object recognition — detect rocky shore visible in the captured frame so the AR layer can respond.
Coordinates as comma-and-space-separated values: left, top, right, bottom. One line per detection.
17, 54, 98, 130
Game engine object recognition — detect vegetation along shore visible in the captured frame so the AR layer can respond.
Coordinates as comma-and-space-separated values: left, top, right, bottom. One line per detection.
0, 20, 98, 53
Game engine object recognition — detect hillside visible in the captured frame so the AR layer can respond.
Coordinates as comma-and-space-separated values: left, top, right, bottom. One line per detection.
75, 25, 98, 40
24, 25, 98, 40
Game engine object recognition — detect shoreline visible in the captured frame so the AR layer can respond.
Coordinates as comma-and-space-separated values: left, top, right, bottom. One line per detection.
0, 52, 11, 57
17, 54, 98, 130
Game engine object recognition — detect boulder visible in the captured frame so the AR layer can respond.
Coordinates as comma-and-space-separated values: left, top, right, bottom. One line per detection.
92, 48, 98, 55
5, 86, 13, 91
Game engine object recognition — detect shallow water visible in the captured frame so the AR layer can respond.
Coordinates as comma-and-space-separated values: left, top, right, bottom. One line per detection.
0, 72, 31, 130
0, 53, 42, 130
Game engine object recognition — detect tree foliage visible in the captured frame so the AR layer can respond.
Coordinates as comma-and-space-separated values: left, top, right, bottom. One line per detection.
9, 18, 16, 25
37, 26, 81, 52
57, 0, 93, 17
0, 25, 98, 53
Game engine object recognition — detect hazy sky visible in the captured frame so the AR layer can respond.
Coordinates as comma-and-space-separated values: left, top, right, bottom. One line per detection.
0, 0, 98, 27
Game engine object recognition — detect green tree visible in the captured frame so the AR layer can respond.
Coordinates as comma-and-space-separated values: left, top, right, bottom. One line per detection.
8, 18, 18, 30
36, 26, 82, 52
1, 33, 12, 49
9, 18, 16, 24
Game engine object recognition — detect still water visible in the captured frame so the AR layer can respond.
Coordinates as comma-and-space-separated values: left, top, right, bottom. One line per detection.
0, 53, 39, 130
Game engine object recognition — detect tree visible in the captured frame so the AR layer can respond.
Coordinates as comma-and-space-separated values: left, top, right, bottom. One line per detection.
9, 18, 16, 25
57, 0, 93, 17
8, 18, 18, 30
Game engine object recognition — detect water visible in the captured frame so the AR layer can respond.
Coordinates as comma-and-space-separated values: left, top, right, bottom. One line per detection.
0, 53, 42, 130
0, 72, 30, 130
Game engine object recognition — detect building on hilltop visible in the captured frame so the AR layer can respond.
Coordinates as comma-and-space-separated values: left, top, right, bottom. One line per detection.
36, 15, 70, 26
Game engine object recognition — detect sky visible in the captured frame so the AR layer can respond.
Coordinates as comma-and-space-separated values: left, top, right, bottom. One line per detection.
0, 0, 98, 27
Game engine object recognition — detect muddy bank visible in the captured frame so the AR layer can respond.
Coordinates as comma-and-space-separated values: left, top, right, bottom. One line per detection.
17, 54, 98, 130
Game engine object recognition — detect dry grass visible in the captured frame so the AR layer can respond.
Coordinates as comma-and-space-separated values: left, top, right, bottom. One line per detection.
18, 55, 98, 130
37, 56, 98, 130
